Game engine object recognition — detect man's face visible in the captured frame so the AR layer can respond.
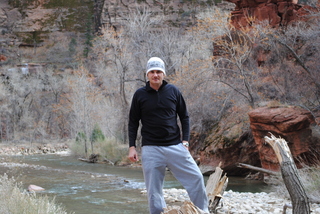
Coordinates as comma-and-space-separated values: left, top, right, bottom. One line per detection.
147, 70, 164, 85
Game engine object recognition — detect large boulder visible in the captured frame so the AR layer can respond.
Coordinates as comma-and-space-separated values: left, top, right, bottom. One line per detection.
248, 106, 318, 171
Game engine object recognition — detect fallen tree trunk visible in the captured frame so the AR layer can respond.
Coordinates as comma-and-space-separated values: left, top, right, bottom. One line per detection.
78, 153, 114, 165
264, 133, 310, 214
237, 163, 279, 176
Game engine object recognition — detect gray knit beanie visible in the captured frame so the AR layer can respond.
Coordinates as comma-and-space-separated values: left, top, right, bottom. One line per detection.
146, 57, 166, 76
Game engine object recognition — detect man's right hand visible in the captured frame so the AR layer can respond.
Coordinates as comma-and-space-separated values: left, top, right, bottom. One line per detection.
128, 146, 139, 162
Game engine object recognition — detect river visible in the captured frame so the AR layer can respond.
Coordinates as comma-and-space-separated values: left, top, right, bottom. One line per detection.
0, 153, 269, 214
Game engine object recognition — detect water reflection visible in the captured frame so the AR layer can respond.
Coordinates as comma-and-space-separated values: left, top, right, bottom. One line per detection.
0, 154, 268, 214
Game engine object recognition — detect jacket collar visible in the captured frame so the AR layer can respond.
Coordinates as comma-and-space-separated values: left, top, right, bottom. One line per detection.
146, 80, 168, 92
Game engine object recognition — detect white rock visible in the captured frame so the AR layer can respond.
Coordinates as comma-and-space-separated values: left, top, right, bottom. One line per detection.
313, 207, 320, 214
28, 184, 45, 192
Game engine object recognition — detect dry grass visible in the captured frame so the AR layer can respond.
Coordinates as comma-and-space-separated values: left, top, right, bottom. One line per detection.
269, 165, 320, 202
300, 166, 320, 202
69, 137, 128, 164
0, 174, 72, 214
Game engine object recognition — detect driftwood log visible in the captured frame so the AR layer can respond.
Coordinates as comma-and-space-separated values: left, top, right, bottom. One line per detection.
78, 153, 114, 165
162, 164, 228, 214
264, 133, 310, 214
237, 163, 279, 176
206, 164, 228, 213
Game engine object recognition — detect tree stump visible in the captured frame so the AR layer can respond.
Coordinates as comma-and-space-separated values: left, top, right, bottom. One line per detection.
161, 164, 228, 214
162, 201, 208, 214
264, 133, 310, 214
206, 164, 228, 213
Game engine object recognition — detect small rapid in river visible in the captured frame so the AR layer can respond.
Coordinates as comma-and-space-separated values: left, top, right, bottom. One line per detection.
0, 154, 268, 214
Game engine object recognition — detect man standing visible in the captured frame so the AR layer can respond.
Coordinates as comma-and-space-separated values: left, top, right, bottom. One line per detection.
128, 57, 209, 214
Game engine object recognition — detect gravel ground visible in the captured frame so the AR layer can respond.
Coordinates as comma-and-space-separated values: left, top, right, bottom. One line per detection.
158, 188, 320, 214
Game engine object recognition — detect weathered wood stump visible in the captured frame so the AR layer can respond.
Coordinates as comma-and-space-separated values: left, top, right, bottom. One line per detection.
264, 133, 310, 214
162, 164, 228, 214
162, 201, 207, 214
206, 164, 228, 213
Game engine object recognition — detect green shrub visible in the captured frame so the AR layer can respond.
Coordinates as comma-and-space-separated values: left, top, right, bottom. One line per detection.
90, 125, 105, 143
68, 37, 77, 56
75, 132, 86, 143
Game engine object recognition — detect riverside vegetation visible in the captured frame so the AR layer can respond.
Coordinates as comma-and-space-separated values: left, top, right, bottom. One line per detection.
0, 174, 72, 214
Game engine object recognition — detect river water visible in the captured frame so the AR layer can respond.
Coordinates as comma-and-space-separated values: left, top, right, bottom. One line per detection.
0, 153, 269, 214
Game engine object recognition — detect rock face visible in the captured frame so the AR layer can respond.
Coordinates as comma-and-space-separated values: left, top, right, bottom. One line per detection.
248, 106, 317, 171
224, 0, 318, 28
0, 0, 94, 42
191, 124, 262, 176
0, 0, 207, 46
101, 0, 200, 30
0, 0, 211, 64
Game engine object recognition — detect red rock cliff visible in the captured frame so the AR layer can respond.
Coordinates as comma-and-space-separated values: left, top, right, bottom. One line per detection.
225, 0, 319, 28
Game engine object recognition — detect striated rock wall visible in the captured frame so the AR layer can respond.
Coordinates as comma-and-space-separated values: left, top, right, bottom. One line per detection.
0, 0, 213, 63
101, 0, 202, 30
0, 0, 210, 45
2, 0, 97, 33
0, 0, 94, 44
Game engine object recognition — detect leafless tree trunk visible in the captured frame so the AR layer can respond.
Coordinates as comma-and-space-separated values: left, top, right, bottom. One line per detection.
264, 133, 310, 214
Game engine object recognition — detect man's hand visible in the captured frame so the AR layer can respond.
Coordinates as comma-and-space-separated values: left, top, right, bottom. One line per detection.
128, 146, 139, 162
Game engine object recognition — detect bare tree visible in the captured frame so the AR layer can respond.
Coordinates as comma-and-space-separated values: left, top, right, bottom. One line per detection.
254, 14, 320, 108
67, 68, 104, 156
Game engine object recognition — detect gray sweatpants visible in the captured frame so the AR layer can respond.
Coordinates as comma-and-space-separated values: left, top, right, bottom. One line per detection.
141, 143, 209, 214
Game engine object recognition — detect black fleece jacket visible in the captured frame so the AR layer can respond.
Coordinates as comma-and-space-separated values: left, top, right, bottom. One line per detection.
128, 80, 190, 147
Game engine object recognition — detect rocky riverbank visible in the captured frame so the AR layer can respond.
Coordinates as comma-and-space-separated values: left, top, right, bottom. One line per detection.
0, 142, 70, 155
159, 189, 320, 214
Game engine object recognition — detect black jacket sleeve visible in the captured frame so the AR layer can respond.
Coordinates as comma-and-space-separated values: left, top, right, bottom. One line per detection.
128, 92, 140, 147
176, 90, 190, 142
